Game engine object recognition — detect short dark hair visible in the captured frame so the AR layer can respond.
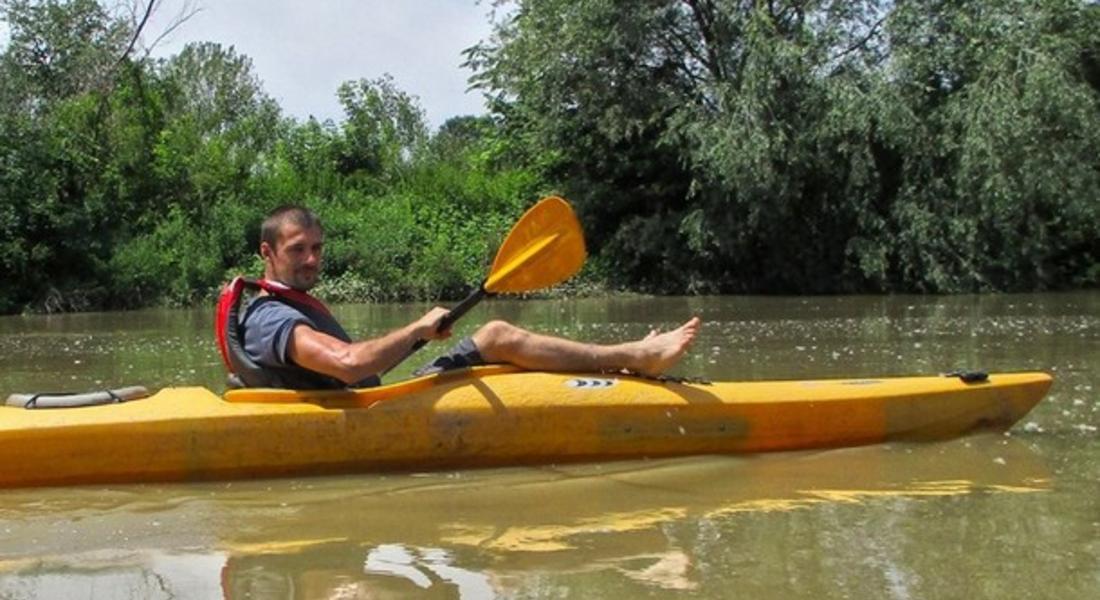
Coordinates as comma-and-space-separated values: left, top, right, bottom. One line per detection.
261, 205, 322, 248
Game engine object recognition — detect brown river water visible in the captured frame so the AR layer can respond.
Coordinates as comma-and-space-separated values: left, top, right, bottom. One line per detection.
0, 293, 1096, 598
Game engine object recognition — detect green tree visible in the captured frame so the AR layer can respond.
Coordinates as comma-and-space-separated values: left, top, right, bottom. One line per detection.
0, 0, 128, 102
873, 0, 1100, 290
0, 2, 543, 313
468, 0, 1100, 293
468, 0, 891, 293
336, 74, 428, 181
110, 42, 284, 306
0, 0, 136, 311
152, 42, 281, 215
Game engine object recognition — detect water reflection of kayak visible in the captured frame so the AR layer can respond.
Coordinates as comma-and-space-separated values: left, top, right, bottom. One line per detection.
0, 436, 1050, 597
0, 367, 1051, 488
217, 434, 1052, 555
221, 437, 1053, 596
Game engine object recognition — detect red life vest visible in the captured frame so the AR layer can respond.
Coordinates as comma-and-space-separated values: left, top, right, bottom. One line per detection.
215, 276, 345, 389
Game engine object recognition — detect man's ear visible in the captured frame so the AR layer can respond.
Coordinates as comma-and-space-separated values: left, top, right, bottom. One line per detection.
260, 241, 274, 260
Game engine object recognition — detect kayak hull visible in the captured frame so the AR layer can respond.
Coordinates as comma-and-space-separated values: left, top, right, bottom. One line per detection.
0, 369, 1051, 488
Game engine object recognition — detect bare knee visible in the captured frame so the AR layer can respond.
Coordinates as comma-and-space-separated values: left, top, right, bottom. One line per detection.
473, 320, 527, 360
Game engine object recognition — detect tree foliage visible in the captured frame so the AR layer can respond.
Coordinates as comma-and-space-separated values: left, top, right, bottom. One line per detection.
468, 0, 1100, 293
0, 1, 533, 313
0, 0, 1097, 314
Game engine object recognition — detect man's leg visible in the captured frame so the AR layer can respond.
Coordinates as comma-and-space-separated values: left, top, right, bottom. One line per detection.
471, 317, 701, 376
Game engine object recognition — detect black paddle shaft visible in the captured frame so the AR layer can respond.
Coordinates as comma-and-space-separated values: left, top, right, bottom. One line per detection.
437, 284, 488, 335
384, 285, 489, 375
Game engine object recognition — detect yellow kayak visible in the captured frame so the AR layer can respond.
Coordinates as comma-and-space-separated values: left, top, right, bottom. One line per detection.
0, 367, 1050, 489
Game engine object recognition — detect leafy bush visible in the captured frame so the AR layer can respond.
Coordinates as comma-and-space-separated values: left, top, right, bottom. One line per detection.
2, 0, 1098, 314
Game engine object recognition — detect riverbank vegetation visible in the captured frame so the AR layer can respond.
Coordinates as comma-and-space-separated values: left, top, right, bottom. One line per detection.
1, 0, 1098, 313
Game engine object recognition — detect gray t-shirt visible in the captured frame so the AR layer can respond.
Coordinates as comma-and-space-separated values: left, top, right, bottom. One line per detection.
243, 300, 313, 369
242, 298, 380, 388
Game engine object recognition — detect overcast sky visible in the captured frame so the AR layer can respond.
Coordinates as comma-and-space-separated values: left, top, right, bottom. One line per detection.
0, 1, 497, 129
146, 0, 497, 129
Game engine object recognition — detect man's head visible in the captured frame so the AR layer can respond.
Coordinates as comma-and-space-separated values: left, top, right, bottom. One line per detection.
260, 205, 324, 291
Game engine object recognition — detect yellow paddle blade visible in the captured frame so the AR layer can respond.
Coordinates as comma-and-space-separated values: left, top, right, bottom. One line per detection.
484, 196, 587, 294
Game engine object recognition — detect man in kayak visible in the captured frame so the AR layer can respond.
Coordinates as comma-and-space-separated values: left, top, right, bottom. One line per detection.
243, 205, 700, 388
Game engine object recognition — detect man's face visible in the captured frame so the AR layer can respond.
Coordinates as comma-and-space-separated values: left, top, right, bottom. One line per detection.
262, 222, 324, 291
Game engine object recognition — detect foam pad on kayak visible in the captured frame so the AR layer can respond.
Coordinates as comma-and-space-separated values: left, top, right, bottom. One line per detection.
6, 386, 150, 409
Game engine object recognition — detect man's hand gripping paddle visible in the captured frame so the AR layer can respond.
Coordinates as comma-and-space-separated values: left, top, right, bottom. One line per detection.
385, 196, 586, 374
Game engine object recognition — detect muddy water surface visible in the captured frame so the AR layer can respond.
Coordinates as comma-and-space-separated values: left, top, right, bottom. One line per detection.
0, 293, 1096, 598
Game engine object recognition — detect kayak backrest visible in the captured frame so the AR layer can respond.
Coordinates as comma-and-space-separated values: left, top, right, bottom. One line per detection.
215, 277, 348, 389
216, 277, 281, 388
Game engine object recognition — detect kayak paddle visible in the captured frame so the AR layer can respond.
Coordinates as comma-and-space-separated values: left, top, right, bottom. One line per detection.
386, 195, 587, 373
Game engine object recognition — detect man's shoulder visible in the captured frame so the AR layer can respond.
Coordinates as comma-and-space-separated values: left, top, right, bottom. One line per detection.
243, 296, 313, 328
243, 294, 351, 344
241, 296, 318, 369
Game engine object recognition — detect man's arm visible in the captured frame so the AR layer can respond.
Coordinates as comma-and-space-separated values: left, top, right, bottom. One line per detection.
286, 307, 452, 384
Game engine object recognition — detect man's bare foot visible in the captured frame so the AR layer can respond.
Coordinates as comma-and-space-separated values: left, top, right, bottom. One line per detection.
631, 317, 701, 376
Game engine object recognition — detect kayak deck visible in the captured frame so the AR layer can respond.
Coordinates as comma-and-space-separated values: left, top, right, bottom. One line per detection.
0, 369, 1051, 488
